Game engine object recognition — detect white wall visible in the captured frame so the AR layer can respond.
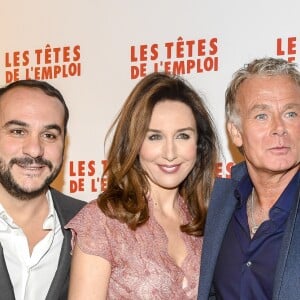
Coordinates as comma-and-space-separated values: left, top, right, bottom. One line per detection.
1, 0, 299, 201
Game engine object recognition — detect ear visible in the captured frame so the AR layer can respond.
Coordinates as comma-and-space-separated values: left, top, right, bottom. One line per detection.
227, 121, 243, 147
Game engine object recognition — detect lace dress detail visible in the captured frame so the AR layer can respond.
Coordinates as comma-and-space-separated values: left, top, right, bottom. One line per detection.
66, 197, 202, 299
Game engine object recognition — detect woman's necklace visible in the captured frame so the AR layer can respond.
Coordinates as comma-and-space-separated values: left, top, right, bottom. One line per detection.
250, 189, 259, 235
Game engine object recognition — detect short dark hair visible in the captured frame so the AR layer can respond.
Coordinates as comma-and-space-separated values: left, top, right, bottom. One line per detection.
0, 79, 69, 134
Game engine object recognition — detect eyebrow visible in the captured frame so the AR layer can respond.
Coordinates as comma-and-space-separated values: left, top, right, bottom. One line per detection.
283, 103, 300, 109
250, 103, 300, 111
3, 120, 62, 134
251, 104, 269, 111
147, 127, 196, 132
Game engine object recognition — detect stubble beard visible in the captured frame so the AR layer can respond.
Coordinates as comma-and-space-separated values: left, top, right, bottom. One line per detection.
0, 156, 62, 200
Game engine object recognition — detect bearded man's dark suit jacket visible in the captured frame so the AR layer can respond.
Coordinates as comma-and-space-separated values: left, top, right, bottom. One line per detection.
0, 188, 86, 300
197, 162, 300, 300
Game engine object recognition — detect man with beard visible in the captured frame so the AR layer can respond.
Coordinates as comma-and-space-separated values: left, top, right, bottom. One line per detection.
0, 80, 85, 300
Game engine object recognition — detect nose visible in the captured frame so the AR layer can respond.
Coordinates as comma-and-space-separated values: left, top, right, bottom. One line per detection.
162, 139, 177, 162
271, 116, 287, 137
22, 135, 44, 158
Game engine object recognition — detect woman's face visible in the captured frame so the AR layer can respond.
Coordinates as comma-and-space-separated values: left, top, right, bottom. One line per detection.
139, 100, 197, 192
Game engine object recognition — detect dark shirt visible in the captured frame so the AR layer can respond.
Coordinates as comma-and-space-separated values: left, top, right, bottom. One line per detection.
213, 172, 298, 299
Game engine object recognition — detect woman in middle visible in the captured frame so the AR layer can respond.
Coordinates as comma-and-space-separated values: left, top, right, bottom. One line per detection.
66, 72, 220, 299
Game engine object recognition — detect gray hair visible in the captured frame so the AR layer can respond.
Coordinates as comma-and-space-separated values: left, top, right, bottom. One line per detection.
225, 57, 300, 125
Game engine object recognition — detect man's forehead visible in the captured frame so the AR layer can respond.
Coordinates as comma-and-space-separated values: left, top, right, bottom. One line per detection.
237, 76, 300, 106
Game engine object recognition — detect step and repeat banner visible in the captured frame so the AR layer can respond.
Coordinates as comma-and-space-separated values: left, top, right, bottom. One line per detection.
1, 0, 299, 201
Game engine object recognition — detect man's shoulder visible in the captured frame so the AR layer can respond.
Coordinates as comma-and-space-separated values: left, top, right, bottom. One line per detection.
50, 187, 85, 205
211, 162, 247, 202
214, 161, 247, 184
49, 188, 86, 221
231, 161, 248, 180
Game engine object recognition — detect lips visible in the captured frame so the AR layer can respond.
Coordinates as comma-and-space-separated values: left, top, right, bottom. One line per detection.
17, 163, 45, 169
10, 157, 53, 171
14, 163, 48, 177
158, 164, 180, 173
268, 146, 290, 155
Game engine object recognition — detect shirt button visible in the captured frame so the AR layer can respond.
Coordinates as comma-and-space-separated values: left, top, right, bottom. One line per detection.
246, 261, 252, 267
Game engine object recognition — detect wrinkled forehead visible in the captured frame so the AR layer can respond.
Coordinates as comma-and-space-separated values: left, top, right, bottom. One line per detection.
236, 75, 300, 110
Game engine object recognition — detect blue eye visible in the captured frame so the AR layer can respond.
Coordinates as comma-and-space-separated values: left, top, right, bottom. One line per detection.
255, 114, 267, 120
286, 111, 297, 118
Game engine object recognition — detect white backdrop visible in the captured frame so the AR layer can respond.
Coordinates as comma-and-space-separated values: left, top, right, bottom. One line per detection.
1, 0, 299, 201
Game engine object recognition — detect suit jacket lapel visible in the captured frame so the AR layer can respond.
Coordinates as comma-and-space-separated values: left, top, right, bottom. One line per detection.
45, 230, 71, 300
0, 244, 15, 300
46, 189, 72, 300
272, 184, 300, 300
198, 178, 238, 299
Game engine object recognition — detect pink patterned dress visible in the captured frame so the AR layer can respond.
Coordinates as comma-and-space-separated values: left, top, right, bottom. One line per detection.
66, 197, 202, 299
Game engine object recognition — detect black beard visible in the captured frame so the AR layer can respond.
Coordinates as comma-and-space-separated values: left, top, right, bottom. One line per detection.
0, 156, 62, 200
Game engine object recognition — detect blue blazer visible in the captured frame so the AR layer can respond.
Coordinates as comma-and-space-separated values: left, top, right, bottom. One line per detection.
0, 188, 86, 300
198, 162, 300, 300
